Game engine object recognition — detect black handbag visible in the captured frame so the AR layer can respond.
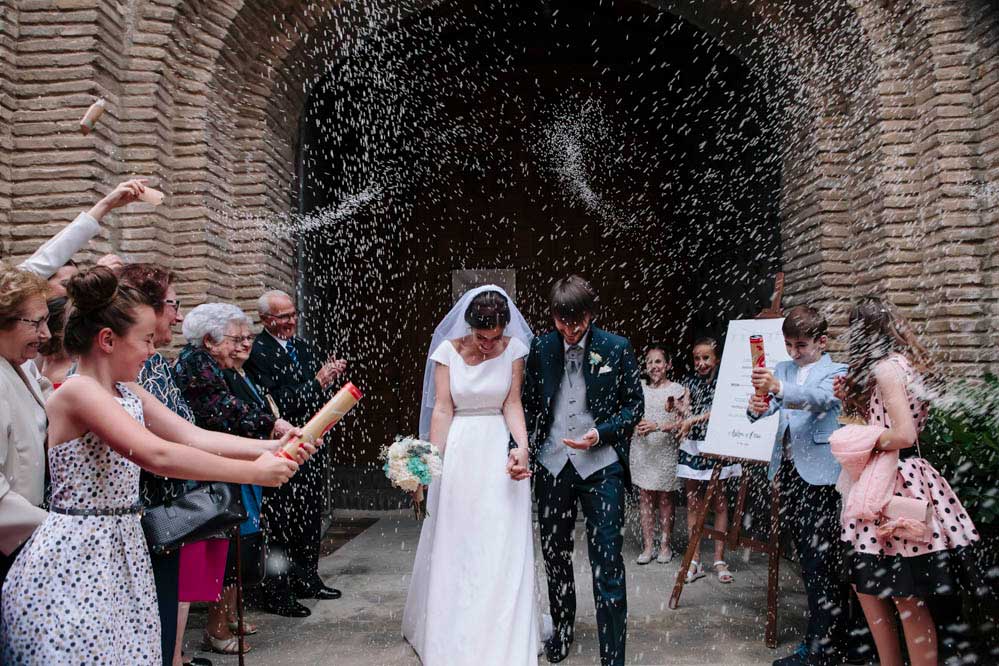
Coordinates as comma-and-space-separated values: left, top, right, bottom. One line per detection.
141, 482, 247, 555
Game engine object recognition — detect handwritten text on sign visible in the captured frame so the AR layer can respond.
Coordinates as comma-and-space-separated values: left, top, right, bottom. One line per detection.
701, 318, 790, 462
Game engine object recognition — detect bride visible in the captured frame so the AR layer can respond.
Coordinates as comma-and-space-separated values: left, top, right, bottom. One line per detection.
402, 285, 539, 665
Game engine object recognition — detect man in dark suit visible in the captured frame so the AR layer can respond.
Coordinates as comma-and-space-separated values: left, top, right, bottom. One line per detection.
512, 276, 643, 666
245, 290, 346, 617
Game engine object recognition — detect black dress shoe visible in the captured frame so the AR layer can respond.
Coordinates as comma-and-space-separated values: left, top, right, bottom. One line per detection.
293, 579, 342, 600
304, 585, 341, 600
259, 598, 311, 618
544, 636, 572, 664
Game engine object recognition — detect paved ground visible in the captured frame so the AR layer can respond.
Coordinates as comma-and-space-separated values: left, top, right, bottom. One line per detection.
183, 510, 811, 665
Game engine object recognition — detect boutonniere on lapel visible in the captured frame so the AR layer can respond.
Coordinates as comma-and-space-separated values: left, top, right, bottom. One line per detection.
589, 352, 612, 375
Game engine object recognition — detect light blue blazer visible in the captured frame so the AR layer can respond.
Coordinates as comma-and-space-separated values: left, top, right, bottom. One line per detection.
747, 353, 847, 486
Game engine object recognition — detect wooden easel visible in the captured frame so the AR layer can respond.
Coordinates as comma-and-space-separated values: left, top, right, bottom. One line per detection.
668, 273, 785, 649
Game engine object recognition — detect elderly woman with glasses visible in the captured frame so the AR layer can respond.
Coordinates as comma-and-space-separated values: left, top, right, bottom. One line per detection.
174, 303, 292, 657
0, 265, 52, 595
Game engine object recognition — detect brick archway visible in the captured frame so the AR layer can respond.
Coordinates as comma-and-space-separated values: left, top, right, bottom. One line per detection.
0, 0, 996, 375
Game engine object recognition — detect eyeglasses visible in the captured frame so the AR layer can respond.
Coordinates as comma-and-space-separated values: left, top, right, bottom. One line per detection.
224, 335, 255, 344
265, 311, 297, 322
162, 299, 181, 311
13, 315, 49, 331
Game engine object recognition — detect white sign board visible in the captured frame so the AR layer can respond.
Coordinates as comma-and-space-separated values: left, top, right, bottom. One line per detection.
701, 318, 790, 462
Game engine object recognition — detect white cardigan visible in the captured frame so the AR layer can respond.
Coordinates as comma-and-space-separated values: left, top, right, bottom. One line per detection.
18, 212, 100, 279
0, 357, 49, 555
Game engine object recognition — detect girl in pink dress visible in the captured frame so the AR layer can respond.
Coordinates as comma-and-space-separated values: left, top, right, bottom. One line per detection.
835, 297, 980, 666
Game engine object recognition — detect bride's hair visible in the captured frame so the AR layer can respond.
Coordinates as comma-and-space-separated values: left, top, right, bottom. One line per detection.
464, 290, 511, 330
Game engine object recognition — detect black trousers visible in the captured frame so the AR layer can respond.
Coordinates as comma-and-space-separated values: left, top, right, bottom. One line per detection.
149, 549, 181, 666
535, 461, 627, 666
0, 544, 24, 609
779, 462, 851, 658
261, 447, 325, 600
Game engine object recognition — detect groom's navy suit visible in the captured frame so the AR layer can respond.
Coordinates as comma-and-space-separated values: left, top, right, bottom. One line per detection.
523, 326, 643, 666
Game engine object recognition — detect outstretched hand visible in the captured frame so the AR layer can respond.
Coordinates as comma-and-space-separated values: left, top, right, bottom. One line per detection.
89, 178, 149, 220
253, 451, 298, 487
563, 428, 599, 451
267, 428, 317, 465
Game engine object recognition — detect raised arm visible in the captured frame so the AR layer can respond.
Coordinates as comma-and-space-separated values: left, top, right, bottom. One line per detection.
49, 377, 298, 487
18, 179, 147, 278
873, 361, 918, 451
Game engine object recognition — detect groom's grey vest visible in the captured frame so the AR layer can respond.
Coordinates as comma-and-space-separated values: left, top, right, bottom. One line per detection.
539, 346, 619, 479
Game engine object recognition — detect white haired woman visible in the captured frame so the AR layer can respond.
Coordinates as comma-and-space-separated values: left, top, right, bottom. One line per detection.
173, 303, 293, 657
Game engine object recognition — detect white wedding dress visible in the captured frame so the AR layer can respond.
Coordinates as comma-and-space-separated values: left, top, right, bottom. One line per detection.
403, 337, 539, 665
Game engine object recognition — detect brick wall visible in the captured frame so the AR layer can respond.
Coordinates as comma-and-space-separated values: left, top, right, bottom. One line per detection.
0, 0, 996, 375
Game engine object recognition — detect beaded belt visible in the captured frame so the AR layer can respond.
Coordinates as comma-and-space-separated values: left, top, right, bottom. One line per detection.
49, 503, 145, 516
453, 407, 503, 417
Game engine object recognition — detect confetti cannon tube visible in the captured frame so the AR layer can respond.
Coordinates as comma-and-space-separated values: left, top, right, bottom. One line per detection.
749, 335, 771, 404
278, 382, 363, 460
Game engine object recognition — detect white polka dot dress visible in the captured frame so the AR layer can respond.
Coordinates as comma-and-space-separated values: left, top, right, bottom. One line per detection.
1, 384, 160, 664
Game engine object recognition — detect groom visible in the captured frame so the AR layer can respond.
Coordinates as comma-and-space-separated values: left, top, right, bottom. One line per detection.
512, 275, 643, 666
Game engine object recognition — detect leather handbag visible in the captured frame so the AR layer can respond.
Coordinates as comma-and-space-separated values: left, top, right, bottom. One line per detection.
141, 482, 247, 555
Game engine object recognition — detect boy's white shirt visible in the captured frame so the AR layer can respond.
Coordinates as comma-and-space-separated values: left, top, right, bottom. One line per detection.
775, 359, 819, 399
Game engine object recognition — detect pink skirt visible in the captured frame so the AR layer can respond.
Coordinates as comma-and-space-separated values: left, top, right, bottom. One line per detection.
178, 539, 229, 602
841, 457, 979, 557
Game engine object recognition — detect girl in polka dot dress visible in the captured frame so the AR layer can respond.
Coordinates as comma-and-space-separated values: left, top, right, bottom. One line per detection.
0, 268, 306, 665
835, 297, 980, 666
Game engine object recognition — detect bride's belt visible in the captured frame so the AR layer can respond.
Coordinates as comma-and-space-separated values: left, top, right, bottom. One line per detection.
453, 407, 503, 417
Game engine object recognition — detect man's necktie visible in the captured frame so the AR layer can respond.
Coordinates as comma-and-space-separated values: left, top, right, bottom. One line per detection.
285, 339, 299, 367
566, 345, 582, 375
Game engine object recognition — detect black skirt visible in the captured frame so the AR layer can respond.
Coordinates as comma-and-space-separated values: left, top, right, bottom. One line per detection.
844, 545, 990, 598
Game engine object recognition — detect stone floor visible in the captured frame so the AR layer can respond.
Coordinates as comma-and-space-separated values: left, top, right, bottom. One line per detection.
182, 510, 812, 665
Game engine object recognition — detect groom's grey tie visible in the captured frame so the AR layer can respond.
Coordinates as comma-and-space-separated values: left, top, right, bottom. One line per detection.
566, 345, 583, 378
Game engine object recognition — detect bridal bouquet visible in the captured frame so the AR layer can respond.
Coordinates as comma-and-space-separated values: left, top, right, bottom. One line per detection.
380, 436, 442, 519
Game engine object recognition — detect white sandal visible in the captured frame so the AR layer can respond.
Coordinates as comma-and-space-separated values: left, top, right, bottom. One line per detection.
656, 547, 674, 564
685, 560, 705, 583
202, 633, 251, 655
713, 560, 734, 583
636, 550, 655, 565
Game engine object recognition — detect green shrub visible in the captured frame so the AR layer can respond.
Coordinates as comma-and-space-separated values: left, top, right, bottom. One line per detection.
921, 374, 999, 528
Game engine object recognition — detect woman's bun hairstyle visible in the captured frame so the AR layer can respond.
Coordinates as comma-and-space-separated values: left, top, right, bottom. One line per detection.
63, 267, 155, 355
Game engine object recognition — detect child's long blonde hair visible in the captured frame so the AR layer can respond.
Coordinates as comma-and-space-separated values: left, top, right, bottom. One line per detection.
843, 295, 936, 418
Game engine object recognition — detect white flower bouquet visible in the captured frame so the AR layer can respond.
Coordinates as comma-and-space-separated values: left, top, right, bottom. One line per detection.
380, 436, 443, 519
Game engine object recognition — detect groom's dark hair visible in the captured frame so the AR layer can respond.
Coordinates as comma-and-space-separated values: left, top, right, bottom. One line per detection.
550, 275, 597, 322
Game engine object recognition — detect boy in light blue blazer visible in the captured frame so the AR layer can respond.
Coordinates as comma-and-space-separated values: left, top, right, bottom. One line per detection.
747, 306, 854, 666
